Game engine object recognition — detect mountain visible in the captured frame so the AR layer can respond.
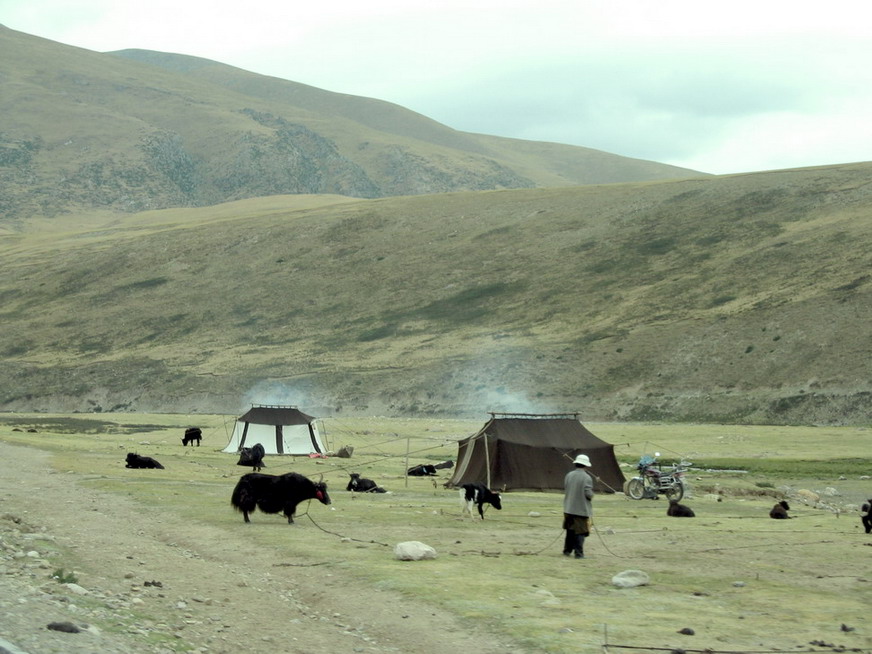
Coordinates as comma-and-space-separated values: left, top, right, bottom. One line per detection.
0, 25, 703, 226
0, 162, 870, 424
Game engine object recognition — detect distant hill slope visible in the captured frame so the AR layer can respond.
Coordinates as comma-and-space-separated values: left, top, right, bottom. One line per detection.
0, 163, 869, 425
0, 25, 703, 224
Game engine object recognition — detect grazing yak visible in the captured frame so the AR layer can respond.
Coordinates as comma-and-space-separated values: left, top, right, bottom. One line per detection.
236, 443, 266, 471
666, 499, 695, 517
231, 472, 331, 524
182, 427, 202, 446
407, 463, 437, 476
770, 500, 791, 519
125, 453, 164, 469
345, 472, 387, 493
460, 482, 502, 520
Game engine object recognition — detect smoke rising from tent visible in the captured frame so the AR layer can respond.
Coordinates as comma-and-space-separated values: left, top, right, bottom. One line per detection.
241, 380, 318, 412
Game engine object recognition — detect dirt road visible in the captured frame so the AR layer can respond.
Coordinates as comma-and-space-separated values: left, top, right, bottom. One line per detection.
0, 442, 520, 654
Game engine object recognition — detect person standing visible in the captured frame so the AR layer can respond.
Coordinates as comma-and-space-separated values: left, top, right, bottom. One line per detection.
563, 454, 594, 558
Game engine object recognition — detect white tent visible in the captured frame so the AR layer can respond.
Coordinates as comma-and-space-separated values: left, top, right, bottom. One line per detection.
222, 405, 326, 455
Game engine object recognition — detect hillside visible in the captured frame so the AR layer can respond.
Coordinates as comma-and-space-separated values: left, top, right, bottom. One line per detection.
1, 163, 870, 424
0, 25, 702, 225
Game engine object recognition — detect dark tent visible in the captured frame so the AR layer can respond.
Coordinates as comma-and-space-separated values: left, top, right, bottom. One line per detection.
446, 413, 625, 493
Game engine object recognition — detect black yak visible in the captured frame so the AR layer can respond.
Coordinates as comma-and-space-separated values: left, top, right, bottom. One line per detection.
407, 463, 437, 476
460, 482, 502, 519
667, 499, 695, 517
770, 500, 791, 519
182, 427, 202, 446
237, 443, 266, 471
346, 472, 386, 493
861, 498, 872, 533
125, 453, 164, 469
231, 472, 331, 524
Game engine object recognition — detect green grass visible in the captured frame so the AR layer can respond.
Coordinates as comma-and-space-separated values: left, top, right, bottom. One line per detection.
2, 414, 870, 653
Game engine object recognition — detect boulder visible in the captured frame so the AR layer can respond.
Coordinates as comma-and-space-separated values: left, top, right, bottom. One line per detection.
394, 541, 437, 561
611, 569, 650, 588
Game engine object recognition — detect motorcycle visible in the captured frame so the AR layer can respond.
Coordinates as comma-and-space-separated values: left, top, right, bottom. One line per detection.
625, 453, 690, 501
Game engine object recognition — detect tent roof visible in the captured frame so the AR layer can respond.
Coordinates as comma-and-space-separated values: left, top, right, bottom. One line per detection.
237, 405, 315, 426
464, 413, 610, 448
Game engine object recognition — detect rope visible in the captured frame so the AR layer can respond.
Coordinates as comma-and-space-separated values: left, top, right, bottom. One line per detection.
602, 645, 830, 654
296, 501, 390, 547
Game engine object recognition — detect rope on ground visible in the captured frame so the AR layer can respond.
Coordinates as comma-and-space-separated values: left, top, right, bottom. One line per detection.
297, 501, 390, 547
602, 644, 834, 654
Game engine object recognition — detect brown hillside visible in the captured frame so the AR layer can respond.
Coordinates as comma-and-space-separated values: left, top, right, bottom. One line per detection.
0, 25, 703, 224
0, 163, 869, 424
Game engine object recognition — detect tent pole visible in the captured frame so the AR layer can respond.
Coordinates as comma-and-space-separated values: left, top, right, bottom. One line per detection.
404, 437, 410, 488
484, 433, 491, 488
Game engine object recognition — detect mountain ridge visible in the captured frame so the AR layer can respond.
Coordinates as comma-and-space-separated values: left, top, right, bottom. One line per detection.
1, 25, 704, 225
0, 163, 869, 424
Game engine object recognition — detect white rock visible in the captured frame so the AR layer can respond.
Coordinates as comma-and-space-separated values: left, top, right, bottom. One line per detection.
611, 570, 650, 588
393, 541, 437, 561
64, 583, 89, 595
528, 511, 541, 517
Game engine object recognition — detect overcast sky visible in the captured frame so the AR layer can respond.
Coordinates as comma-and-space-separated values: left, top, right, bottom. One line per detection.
5, 0, 872, 174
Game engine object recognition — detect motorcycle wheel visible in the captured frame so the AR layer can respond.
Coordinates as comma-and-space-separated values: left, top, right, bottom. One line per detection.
625, 478, 646, 500
664, 481, 685, 502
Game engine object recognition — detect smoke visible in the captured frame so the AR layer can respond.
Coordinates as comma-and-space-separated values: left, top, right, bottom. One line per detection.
240, 380, 319, 412
475, 385, 561, 416
449, 350, 566, 416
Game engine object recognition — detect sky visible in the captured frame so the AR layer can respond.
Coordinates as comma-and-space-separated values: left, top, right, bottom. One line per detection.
4, 0, 872, 175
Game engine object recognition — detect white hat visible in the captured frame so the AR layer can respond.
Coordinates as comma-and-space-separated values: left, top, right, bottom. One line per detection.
573, 454, 591, 467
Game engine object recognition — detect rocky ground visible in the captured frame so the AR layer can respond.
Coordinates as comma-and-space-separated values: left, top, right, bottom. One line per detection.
0, 442, 520, 654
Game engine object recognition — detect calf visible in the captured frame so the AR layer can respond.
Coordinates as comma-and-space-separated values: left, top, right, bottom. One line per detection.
346, 472, 386, 493
460, 482, 502, 520
666, 499, 695, 517
182, 427, 202, 446
237, 443, 266, 471
407, 464, 437, 476
770, 500, 791, 519
125, 453, 164, 469
230, 472, 331, 524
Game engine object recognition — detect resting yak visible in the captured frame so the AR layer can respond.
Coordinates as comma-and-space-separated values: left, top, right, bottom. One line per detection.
345, 472, 386, 493
125, 453, 164, 469
770, 500, 791, 519
666, 499, 695, 517
407, 463, 437, 476
231, 472, 331, 524
236, 443, 266, 471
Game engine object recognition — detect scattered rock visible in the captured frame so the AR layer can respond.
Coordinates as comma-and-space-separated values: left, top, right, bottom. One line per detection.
394, 541, 437, 561
796, 489, 820, 504
527, 511, 541, 517
678, 627, 695, 635
611, 570, 650, 588
47, 621, 81, 633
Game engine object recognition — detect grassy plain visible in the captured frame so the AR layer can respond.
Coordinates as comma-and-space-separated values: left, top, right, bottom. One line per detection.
1, 414, 869, 652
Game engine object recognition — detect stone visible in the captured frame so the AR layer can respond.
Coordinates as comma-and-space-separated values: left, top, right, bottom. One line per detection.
393, 541, 437, 561
611, 570, 650, 588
